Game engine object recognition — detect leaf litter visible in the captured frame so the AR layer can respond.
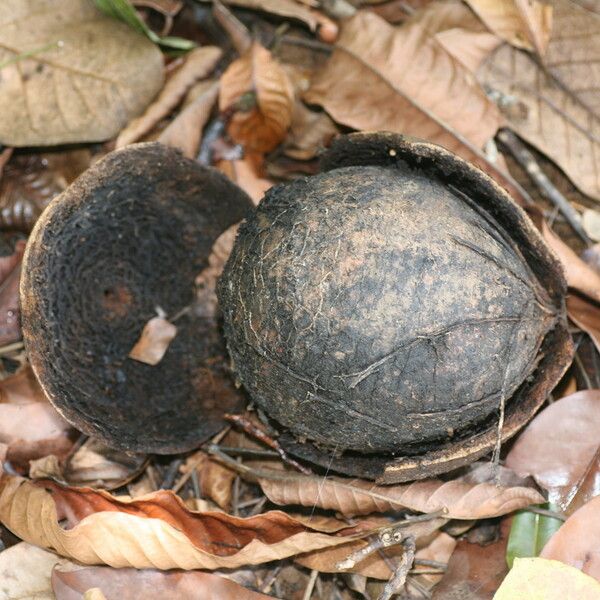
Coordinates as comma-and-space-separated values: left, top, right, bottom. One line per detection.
2, 0, 600, 597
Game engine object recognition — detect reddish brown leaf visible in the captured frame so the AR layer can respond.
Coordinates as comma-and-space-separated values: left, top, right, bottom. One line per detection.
567, 292, 600, 354
506, 391, 600, 511
52, 565, 275, 600
541, 495, 600, 581
0, 366, 74, 470
219, 42, 294, 153
432, 519, 510, 599
0, 475, 367, 569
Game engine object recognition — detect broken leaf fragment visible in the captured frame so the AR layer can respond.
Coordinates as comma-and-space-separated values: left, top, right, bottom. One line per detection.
0, 0, 164, 146
128, 316, 177, 365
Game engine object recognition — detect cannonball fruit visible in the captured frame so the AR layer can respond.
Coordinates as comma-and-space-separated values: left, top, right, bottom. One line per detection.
219, 133, 573, 481
21, 143, 252, 454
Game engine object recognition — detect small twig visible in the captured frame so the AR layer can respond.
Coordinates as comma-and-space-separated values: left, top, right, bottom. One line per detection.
524, 506, 567, 521
414, 559, 447, 570
302, 569, 319, 600
379, 535, 416, 600
0, 40, 64, 69
407, 576, 433, 599
497, 129, 591, 245
162, 458, 184, 489
224, 413, 312, 474
216, 446, 279, 458
0, 341, 24, 356
279, 34, 333, 54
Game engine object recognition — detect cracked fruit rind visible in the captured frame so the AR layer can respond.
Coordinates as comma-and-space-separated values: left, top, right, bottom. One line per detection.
21, 143, 252, 454
218, 132, 573, 481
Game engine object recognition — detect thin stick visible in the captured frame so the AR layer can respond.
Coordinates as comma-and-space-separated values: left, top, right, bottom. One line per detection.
497, 129, 591, 245
302, 569, 319, 600
0, 341, 24, 356
379, 535, 416, 600
525, 506, 567, 521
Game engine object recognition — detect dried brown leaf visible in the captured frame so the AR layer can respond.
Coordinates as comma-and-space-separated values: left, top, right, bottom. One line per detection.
0, 366, 74, 469
128, 316, 177, 365
116, 46, 222, 147
466, 0, 553, 56
432, 519, 510, 599
0, 542, 72, 600
157, 82, 219, 158
182, 451, 236, 510
52, 564, 276, 600
245, 463, 542, 519
303, 12, 533, 204
0, 0, 164, 146
297, 519, 449, 579
506, 390, 600, 511
0, 475, 365, 569
540, 495, 600, 581
283, 102, 339, 161
219, 42, 294, 153
567, 293, 600, 354
478, 0, 600, 201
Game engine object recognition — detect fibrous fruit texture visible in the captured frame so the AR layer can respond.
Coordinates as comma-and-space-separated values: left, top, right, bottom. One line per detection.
219, 133, 573, 480
21, 143, 251, 454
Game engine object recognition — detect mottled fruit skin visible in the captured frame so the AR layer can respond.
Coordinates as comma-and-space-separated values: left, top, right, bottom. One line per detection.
21, 143, 252, 454
219, 164, 561, 454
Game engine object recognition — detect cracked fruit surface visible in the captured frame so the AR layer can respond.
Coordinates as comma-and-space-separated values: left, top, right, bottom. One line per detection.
21, 143, 252, 454
218, 132, 573, 480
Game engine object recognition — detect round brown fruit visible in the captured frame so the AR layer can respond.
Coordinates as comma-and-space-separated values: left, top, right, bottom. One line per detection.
21, 143, 252, 454
218, 132, 573, 481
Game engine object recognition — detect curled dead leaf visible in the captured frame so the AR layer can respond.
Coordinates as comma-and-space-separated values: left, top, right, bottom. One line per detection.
0, 475, 366, 569
117, 46, 223, 147
219, 42, 294, 153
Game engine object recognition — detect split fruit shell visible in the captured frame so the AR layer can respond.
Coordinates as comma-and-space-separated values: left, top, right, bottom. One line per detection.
218, 132, 574, 482
21, 143, 252, 454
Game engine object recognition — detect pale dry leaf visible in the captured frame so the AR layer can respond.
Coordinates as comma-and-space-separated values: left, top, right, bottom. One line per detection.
0, 0, 163, 146
540, 495, 600, 580
466, 0, 553, 56
583, 209, 600, 242
494, 557, 600, 599
219, 42, 295, 153
183, 451, 236, 510
249, 464, 543, 519
0, 542, 72, 600
51, 564, 275, 600
0, 366, 74, 469
0, 475, 365, 569
82, 589, 107, 600
117, 46, 222, 147
303, 12, 532, 204
30, 453, 64, 480
479, 0, 600, 201
157, 82, 219, 158
217, 156, 275, 205
128, 317, 177, 366
506, 390, 600, 510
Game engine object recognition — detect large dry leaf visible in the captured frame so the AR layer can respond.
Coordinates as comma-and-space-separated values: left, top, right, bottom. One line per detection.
466, 0, 552, 56
506, 390, 600, 510
495, 557, 600, 599
51, 564, 276, 600
0, 475, 366, 569
540, 495, 600, 581
0, 542, 71, 600
478, 0, 600, 201
219, 42, 294, 153
116, 46, 222, 147
303, 12, 536, 204
0, 0, 164, 146
241, 462, 543, 519
0, 366, 74, 469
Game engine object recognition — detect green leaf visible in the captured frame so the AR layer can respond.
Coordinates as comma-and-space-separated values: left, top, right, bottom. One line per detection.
93, 0, 195, 50
506, 505, 563, 569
